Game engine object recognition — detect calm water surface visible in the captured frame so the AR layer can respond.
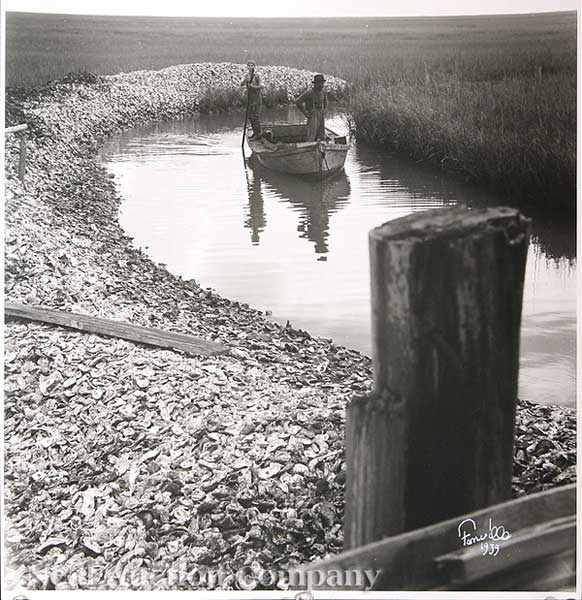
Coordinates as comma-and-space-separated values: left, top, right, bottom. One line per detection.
101, 108, 576, 407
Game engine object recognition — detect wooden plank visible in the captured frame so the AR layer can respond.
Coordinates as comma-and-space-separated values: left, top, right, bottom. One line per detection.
434, 515, 575, 587
297, 483, 574, 591
5, 123, 28, 134
344, 207, 531, 550
5, 303, 227, 357
444, 549, 576, 592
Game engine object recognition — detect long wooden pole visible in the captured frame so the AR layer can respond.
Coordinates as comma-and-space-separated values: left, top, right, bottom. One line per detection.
344, 207, 530, 550
241, 87, 250, 152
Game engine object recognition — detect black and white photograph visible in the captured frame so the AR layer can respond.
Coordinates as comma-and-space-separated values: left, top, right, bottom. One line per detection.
2, 0, 578, 595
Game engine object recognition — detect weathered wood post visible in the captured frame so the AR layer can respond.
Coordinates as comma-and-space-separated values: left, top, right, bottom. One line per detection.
6, 124, 28, 187
344, 207, 531, 550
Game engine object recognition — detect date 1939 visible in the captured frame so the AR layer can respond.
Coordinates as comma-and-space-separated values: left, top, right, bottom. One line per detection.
480, 541, 500, 556
457, 517, 512, 557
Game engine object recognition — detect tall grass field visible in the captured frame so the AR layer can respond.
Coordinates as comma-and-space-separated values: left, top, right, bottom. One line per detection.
6, 11, 577, 208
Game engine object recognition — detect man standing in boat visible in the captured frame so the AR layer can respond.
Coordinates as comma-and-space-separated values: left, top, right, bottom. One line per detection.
295, 74, 328, 141
241, 61, 263, 140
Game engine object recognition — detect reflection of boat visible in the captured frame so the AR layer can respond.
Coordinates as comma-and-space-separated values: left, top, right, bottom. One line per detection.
247, 157, 350, 254
248, 123, 350, 175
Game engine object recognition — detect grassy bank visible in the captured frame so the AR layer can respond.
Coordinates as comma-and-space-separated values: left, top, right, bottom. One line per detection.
6, 11, 576, 209
348, 70, 575, 208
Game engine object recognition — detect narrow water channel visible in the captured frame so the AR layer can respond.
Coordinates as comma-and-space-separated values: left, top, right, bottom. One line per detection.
100, 107, 576, 407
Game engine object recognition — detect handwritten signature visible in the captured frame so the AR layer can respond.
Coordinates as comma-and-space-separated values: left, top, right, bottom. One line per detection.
457, 517, 512, 556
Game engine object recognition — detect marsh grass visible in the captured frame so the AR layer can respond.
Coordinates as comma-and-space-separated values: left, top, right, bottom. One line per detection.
349, 69, 576, 206
6, 11, 576, 207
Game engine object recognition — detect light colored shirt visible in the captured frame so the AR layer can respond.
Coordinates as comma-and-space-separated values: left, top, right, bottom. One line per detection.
241, 71, 262, 105
296, 87, 327, 114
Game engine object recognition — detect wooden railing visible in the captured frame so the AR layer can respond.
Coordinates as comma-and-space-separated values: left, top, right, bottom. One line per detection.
5, 123, 28, 186
300, 484, 575, 591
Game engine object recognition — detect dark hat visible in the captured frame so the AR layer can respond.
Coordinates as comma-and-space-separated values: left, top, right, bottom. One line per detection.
314, 74, 325, 83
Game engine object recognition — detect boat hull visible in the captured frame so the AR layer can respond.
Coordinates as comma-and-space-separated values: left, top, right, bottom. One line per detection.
250, 142, 348, 175
247, 124, 350, 175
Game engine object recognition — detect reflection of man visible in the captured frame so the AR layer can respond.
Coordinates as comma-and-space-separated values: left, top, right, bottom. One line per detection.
295, 74, 328, 141
302, 191, 330, 255
241, 61, 263, 140
245, 170, 266, 244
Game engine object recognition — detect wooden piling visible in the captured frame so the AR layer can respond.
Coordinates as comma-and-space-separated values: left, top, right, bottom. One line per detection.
344, 207, 530, 550
344, 389, 407, 550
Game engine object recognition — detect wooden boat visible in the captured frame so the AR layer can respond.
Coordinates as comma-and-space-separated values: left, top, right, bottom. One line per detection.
247, 123, 350, 175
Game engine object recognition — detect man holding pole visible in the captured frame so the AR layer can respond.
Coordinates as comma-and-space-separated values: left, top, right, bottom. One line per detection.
241, 61, 263, 141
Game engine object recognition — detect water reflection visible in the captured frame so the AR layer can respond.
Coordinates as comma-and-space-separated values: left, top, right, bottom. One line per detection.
529, 214, 575, 265
247, 159, 351, 255
102, 111, 576, 266
243, 166, 266, 244
353, 143, 459, 207
100, 107, 576, 407
356, 143, 576, 265
465, 185, 576, 265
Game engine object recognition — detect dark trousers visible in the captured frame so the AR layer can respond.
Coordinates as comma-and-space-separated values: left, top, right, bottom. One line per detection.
249, 101, 262, 137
